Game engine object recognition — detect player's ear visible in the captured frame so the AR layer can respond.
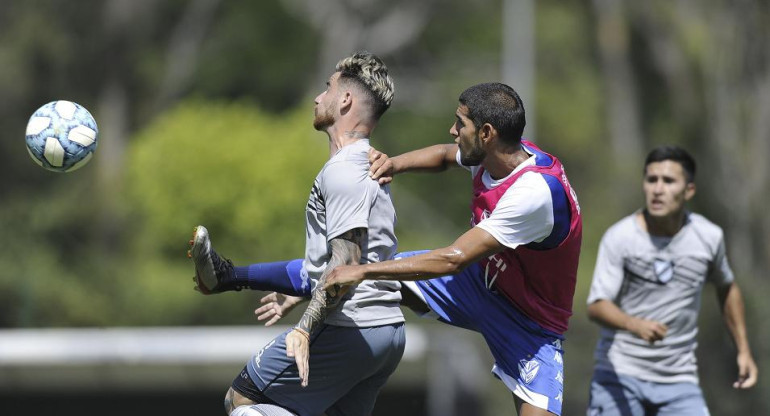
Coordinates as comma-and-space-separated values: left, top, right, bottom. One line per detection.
339, 91, 353, 112
684, 181, 696, 201
479, 123, 496, 144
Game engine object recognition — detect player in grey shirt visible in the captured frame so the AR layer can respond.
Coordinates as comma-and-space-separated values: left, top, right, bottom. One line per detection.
586, 146, 758, 416
303, 138, 403, 328
189, 52, 404, 416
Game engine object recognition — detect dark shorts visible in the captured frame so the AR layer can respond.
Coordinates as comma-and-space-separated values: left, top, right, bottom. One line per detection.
233, 323, 405, 416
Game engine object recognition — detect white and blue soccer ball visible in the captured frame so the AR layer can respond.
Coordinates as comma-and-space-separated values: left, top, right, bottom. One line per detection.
25, 100, 98, 172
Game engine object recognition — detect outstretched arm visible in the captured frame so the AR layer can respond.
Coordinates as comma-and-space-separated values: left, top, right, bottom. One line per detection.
717, 282, 758, 389
369, 144, 460, 184
284, 228, 366, 386
324, 226, 503, 287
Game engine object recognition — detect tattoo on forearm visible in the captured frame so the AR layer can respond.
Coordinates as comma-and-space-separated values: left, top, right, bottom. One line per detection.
295, 228, 365, 335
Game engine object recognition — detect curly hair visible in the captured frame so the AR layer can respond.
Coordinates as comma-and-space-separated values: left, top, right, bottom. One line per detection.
335, 51, 394, 119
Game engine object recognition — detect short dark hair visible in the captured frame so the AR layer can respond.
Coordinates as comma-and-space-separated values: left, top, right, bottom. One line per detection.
335, 51, 394, 120
458, 82, 526, 145
644, 145, 696, 182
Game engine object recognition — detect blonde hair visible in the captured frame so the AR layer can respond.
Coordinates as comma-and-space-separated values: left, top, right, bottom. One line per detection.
335, 51, 394, 118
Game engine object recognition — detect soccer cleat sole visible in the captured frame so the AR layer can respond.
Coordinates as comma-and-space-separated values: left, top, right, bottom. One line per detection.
189, 225, 217, 295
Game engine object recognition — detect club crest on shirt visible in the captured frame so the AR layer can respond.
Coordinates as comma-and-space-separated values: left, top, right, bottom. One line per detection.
653, 259, 674, 283
483, 253, 507, 290
518, 359, 540, 384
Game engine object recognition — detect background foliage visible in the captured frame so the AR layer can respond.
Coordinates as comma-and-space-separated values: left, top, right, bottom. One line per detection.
0, 0, 767, 414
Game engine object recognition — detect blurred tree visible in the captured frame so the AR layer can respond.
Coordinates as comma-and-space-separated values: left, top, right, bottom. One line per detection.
587, 0, 770, 282
281, 0, 435, 89
592, 0, 645, 205
126, 100, 324, 261
122, 100, 330, 325
578, 1, 770, 414
191, 1, 319, 112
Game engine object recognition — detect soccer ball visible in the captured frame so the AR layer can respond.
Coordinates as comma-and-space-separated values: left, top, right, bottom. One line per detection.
25, 100, 98, 172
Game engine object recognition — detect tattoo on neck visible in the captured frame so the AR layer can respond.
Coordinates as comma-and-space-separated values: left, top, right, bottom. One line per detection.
344, 130, 367, 139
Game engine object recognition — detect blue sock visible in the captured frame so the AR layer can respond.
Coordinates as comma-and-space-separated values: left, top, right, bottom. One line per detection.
233, 259, 311, 297
234, 251, 428, 297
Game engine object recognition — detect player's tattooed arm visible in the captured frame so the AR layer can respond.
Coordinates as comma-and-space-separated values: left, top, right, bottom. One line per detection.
286, 228, 365, 386
294, 228, 365, 337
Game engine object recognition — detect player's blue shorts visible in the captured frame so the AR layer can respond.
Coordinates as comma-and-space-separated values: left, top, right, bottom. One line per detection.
238, 323, 405, 416
398, 250, 566, 415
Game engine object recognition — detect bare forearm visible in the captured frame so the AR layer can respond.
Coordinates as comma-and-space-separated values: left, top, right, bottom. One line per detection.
587, 300, 633, 330
720, 283, 752, 354
359, 227, 501, 282
360, 246, 475, 281
392, 144, 458, 174
325, 227, 504, 290
588, 299, 668, 343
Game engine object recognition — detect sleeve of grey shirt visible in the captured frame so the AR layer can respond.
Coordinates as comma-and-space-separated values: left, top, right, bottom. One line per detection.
587, 222, 627, 305
707, 232, 735, 287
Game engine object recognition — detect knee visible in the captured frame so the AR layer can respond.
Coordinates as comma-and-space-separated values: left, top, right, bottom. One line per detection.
224, 387, 252, 415
224, 387, 235, 414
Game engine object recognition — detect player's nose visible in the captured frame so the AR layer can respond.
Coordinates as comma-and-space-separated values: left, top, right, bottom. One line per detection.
314, 91, 325, 104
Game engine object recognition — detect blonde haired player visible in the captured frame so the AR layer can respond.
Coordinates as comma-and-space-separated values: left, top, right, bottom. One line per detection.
191, 51, 404, 416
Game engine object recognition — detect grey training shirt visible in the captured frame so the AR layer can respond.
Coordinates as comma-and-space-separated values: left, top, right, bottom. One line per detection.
303, 139, 404, 327
587, 211, 734, 384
